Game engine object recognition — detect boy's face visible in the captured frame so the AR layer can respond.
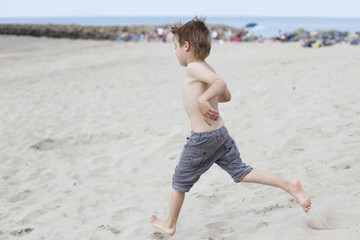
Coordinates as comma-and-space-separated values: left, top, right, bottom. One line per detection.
174, 38, 188, 67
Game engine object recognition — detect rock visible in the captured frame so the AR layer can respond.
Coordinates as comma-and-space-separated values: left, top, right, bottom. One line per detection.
350, 39, 360, 45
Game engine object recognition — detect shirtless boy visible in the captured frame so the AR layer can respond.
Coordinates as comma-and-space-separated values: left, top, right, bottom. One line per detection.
150, 17, 311, 236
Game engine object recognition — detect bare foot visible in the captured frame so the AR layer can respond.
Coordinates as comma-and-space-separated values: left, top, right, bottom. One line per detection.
289, 180, 311, 212
150, 215, 176, 236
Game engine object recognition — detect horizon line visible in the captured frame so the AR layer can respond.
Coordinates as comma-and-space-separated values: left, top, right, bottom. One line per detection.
1, 15, 360, 19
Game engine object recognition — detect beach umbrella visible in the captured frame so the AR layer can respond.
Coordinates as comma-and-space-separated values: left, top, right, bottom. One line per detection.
245, 23, 266, 33
245, 23, 258, 28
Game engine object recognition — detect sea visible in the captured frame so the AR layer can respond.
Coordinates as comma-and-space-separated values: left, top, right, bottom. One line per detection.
1, 16, 360, 38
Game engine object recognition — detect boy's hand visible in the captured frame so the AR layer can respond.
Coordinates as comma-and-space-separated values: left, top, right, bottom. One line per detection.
198, 99, 219, 126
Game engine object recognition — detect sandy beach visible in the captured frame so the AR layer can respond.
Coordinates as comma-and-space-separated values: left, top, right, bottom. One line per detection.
1, 35, 360, 239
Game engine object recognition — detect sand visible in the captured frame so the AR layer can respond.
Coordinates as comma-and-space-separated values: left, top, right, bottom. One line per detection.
0, 35, 359, 240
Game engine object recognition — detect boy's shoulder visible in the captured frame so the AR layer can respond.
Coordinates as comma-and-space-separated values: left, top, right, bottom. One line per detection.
186, 61, 218, 84
187, 61, 215, 74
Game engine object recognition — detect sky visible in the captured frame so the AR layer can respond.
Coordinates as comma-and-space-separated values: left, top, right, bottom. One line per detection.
0, 0, 360, 18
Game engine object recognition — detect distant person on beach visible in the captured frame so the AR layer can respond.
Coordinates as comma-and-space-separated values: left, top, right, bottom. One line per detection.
301, 38, 312, 48
150, 17, 311, 236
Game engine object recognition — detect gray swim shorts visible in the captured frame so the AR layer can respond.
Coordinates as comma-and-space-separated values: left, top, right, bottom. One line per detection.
172, 126, 253, 192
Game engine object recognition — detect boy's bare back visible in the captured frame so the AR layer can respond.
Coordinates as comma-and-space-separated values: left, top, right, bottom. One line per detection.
183, 61, 225, 133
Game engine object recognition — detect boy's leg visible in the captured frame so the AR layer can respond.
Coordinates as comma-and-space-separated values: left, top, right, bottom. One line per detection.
150, 189, 185, 236
241, 169, 311, 212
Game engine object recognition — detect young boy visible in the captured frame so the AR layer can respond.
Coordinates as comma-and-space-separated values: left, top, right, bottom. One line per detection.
150, 17, 311, 236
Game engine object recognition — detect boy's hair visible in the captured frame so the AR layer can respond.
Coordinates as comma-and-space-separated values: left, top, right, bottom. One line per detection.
171, 16, 211, 59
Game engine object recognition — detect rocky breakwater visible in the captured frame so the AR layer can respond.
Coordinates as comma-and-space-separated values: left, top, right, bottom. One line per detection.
282, 28, 360, 46
0, 23, 242, 41
0, 24, 152, 40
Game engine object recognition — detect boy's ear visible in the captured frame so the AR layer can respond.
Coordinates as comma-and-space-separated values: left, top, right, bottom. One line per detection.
183, 41, 190, 51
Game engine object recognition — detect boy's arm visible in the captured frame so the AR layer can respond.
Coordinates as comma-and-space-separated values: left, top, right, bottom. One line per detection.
197, 78, 227, 102
197, 80, 230, 125
218, 87, 231, 102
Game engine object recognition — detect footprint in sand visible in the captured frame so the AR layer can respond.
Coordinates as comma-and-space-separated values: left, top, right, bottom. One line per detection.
9, 228, 33, 237
8, 190, 32, 203
306, 203, 360, 230
29, 133, 128, 151
306, 208, 332, 230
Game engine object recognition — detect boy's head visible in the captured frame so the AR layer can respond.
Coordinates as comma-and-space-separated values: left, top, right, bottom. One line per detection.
171, 17, 211, 59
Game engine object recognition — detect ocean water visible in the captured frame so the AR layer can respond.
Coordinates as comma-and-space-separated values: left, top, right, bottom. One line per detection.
1, 16, 359, 38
